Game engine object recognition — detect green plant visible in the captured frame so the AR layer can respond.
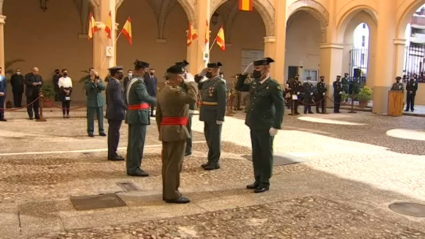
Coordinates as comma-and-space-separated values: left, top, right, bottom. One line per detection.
41, 83, 56, 100
341, 92, 349, 101
357, 86, 373, 102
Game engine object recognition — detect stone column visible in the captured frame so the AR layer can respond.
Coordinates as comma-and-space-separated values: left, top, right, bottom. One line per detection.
271, 0, 286, 84
320, 43, 344, 107
372, 1, 396, 114
187, 0, 209, 75
264, 35, 276, 62
0, 15, 5, 74
393, 38, 406, 78
92, 0, 116, 78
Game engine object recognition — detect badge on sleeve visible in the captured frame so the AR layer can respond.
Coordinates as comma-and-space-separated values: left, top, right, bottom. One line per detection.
276, 85, 281, 90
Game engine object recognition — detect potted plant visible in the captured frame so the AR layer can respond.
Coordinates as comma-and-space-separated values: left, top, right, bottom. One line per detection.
41, 84, 56, 108
341, 92, 349, 104
357, 86, 373, 108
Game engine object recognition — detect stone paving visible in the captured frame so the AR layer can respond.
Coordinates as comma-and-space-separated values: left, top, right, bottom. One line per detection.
0, 107, 425, 238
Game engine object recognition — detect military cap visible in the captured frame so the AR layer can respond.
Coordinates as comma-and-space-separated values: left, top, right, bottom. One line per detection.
175, 60, 189, 67
320, 76, 324, 78
166, 65, 185, 74
396, 76, 401, 80
134, 59, 149, 68
336, 75, 341, 78
108, 66, 124, 74
253, 57, 275, 66
207, 62, 223, 68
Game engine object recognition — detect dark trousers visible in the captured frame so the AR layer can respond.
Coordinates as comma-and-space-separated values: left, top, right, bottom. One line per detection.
303, 97, 313, 113
126, 124, 147, 174
406, 94, 415, 111
87, 106, 104, 134
204, 122, 222, 165
316, 96, 326, 113
13, 92, 23, 107
185, 114, 193, 155
162, 140, 186, 200
108, 120, 123, 158
54, 89, 60, 101
26, 95, 40, 119
250, 129, 274, 188
290, 100, 299, 114
62, 101, 71, 115
334, 95, 341, 113
0, 96, 5, 119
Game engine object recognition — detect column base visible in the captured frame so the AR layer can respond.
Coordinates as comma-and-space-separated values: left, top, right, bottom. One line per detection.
372, 86, 391, 115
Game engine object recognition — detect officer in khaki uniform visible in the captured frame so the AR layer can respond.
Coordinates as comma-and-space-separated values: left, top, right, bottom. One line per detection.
194, 62, 227, 170
156, 65, 198, 204
235, 57, 284, 193
126, 60, 156, 177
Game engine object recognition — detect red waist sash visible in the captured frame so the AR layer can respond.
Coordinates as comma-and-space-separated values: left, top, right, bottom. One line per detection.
128, 103, 150, 110
161, 117, 189, 126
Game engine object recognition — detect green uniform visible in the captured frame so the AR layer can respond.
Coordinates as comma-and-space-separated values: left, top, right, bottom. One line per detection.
391, 82, 404, 91
85, 78, 106, 135
341, 77, 349, 93
156, 82, 198, 200
125, 77, 156, 175
198, 76, 227, 167
235, 74, 284, 188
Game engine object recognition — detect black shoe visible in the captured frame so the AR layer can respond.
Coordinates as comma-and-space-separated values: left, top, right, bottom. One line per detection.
308, 112, 313, 114
29, 117, 33, 120
185, 152, 192, 156
246, 183, 259, 190
88, 133, 94, 137
108, 155, 125, 161
201, 162, 210, 168
99, 132, 107, 137
404, 109, 409, 112
204, 164, 220, 171
63, 115, 66, 118
254, 187, 269, 193
165, 197, 190, 204
127, 169, 149, 177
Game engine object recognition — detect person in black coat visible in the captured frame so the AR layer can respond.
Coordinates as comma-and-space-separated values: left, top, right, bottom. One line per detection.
10, 68, 25, 107
25, 67, 43, 120
105, 66, 127, 161
144, 68, 158, 116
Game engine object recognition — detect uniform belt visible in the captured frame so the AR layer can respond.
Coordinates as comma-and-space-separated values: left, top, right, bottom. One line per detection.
161, 117, 189, 126
128, 103, 150, 110
202, 101, 218, 106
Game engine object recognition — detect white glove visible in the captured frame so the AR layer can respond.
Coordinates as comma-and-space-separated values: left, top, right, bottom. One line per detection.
188, 110, 194, 114
216, 120, 224, 125
0, 92, 4, 96
339, 91, 342, 94
297, 92, 300, 95
269, 128, 278, 136
322, 93, 325, 96
310, 93, 313, 95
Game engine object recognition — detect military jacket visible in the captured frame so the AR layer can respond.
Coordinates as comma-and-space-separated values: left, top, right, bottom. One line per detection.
333, 81, 343, 96
235, 75, 284, 131
406, 81, 418, 95
341, 77, 349, 90
84, 78, 106, 107
126, 77, 156, 125
198, 76, 227, 123
390, 83, 404, 92
156, 82, 198, 142
302, 82, 314, 97
317, 82, 327, 95
288, 79, 301, 94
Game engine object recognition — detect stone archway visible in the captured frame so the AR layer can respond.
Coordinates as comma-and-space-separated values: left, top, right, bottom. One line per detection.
396, 0, 425, 39
210, 0, 274, 36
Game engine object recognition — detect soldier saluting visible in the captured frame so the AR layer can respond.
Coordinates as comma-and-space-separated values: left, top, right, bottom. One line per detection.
126, 60, 156, 177
235, 57, 284, 193
194, 62, 227, 171
156, 65, 198, 204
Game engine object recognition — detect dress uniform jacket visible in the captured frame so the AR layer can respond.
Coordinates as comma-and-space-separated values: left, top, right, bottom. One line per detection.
126, 77, 156, 125
390, 83, 404, 91
198, 76, 227, 123
85, 78, 106, 108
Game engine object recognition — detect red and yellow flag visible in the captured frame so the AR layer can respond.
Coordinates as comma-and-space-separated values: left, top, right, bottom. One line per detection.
239, 0, 253, 11
105, 11, 112, 39
122, 17, 133, 45
187, 22, 198, 46
216, 26, 225, 51
88, 13, 98, 40
205, 20, 210, 47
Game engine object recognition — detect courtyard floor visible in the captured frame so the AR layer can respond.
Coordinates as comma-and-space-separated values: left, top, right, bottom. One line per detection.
0, 106, 425, 238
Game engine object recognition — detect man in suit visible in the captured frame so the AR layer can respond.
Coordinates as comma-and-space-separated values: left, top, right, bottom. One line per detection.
25, 67, 43, 120
175, 60, 195, 156
85, 70, 106, 137
126, 60, 157, 177
156, 65, 198, 204
0, 67, 7, 121
106, 66, 127, 161
10, 68, 25, 107
194, 62, 227, 171
235, 57, 284, 193
145, 68, 158, 116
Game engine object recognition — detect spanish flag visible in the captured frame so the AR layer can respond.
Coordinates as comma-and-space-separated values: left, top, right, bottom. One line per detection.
216, 26, 225, 51
88, 13, 98, 40
205, 20, 210, 47
239, 0, 253, 11
187, 22, 198, 46
122, 17, 133, 45
105, 11, 112, 39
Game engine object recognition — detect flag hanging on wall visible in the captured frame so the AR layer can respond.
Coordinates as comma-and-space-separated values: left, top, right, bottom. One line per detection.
187, 22, 198, 46
122, 17, 133, 45
216, 26, 225, 51
239, 0, 253, 11
88, 13, 98, 40
105, 11, 112, 39
205, 20, 210, 48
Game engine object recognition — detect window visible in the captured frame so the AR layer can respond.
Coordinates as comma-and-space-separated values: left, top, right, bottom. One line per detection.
303, 70, 319, 82
363, 23, 366, 29
360, 53, 365, 65
361, 35, 365, 47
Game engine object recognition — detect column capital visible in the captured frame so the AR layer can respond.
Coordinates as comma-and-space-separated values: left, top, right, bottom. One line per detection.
0, 15, 6, 24
264, 36, 276, 43
319, 43, 344, 49
393, 38, 406, 45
